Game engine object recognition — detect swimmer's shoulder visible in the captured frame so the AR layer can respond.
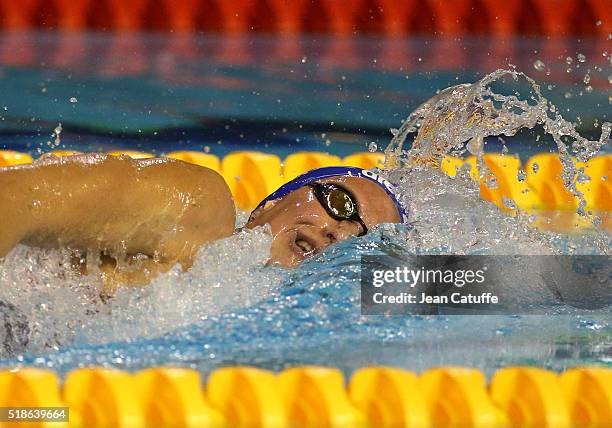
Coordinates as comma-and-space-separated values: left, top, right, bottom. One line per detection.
0, 152, 120, 171
4, 152, 222, 179
0, 152, 233, 203
135, 156, 229, 190
135, 157, 235, 216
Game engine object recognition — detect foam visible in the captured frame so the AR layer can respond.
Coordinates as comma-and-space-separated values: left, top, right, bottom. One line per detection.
0, 226, 282, 357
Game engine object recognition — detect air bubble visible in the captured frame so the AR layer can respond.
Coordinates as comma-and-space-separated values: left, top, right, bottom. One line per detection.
577, 53, 586, 63
69, 97, 78, 103
368, 142, 378, 152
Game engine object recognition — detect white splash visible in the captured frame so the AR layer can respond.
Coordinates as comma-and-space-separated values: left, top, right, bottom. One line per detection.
385, 69, 610, 218
0, 227, 280, 356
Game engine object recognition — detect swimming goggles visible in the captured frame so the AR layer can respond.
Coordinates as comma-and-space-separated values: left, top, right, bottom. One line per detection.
252, 166, 408, 224
308, 182, 368, 236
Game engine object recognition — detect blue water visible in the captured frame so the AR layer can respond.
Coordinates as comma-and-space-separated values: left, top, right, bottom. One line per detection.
0, 32, 609, 159
5, 225, 610, 377
0, 32, 610, 376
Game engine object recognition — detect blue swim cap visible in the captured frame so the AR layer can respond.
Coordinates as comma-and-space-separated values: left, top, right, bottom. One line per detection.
252, 166, 408, 223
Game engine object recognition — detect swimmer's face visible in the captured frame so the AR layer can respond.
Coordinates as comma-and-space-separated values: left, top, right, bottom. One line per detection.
246, 177, 401, 267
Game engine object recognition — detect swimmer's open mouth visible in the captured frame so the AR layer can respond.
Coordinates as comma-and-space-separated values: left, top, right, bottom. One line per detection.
292, 232, 316, 257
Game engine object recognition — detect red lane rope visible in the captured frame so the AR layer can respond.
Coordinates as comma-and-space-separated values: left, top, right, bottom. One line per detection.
0, 0, 608, 35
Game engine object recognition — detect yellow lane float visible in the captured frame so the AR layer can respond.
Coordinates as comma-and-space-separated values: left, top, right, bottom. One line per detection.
284, 152, 342, 181
1, 149, 610, 216
0, 150, 32, 167
0, 366, 610, 428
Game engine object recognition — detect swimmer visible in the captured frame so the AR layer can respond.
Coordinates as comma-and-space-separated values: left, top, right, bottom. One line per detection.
0, 153, 406, 291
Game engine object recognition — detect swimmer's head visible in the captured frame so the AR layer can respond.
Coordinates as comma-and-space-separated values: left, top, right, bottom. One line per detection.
246, 167, 407, 267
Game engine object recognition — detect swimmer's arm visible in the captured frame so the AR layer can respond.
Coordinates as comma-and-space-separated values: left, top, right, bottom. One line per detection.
0, 154, 236, 265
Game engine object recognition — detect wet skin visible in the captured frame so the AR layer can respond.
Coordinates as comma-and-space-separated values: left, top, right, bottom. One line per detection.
0, 154, 236, 291
0, 155, 401, 288
246, 176, 401, 267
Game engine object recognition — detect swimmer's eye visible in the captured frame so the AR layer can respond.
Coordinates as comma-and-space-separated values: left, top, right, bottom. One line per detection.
309, 183, 368, 236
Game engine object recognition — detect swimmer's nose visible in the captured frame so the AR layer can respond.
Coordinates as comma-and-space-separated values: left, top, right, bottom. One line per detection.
321, 221, 360, 244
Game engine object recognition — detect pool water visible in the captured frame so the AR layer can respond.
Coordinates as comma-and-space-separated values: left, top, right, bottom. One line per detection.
0, 32, 608, 159
0, 32, 610, 376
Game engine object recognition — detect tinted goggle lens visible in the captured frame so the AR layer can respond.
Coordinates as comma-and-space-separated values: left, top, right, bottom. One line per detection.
309, 182, 368, 236
326, 188, 355, 218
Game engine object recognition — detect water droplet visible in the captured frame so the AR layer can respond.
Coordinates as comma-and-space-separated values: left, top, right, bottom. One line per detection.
301, 56, 307, 63
608, 75, 612, 84
532, 163, 539, 173
533, 60, 545, 71
583, 74, 591, 84
596, 20, 602, 26
324, 139, 332, 147
368, 142, 378, 152
69, 97, 78, 103
466, 136, 483, 156
577, 171, 590, 183
502, 196, 517, 210
517, 170, 526, 182
564, 91, 573, 99
585, 85, 593, 93
577, 53, 586, 63
565, 56, 573, 65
